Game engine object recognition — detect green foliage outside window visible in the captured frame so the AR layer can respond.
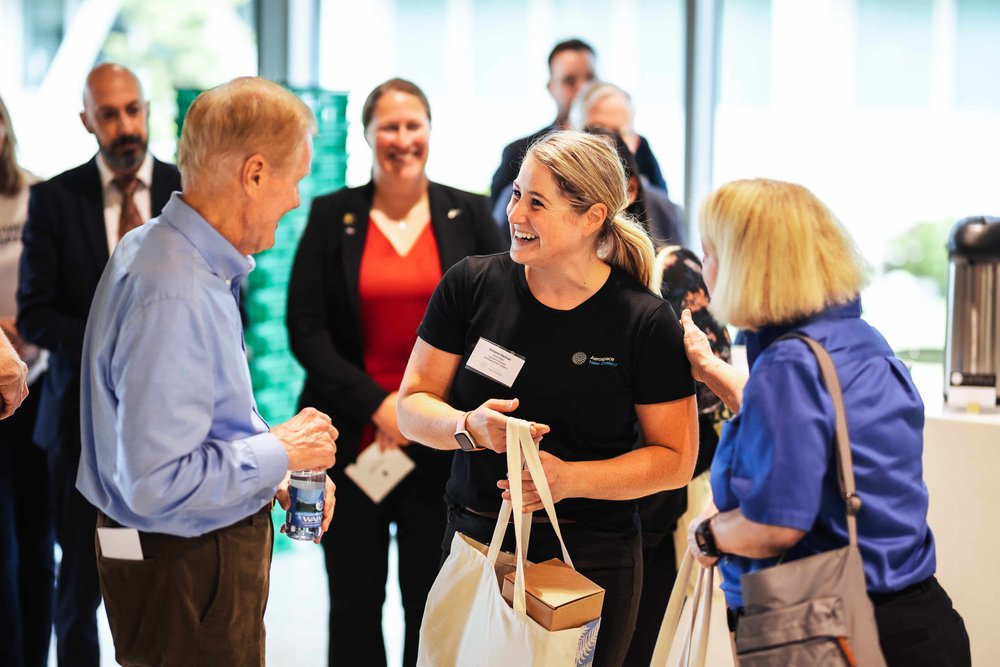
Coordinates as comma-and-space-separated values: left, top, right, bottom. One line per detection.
883, 219, 952, 297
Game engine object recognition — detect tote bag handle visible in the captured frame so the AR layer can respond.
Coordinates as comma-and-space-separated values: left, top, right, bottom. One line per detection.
650, 551, 714, 667
486, 418, 574, 614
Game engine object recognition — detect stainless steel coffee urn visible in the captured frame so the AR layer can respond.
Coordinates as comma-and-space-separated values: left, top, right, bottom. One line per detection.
945, 216, 1000, 409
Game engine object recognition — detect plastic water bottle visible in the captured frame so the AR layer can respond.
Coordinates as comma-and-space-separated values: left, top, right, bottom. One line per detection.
284, 470, 325, 540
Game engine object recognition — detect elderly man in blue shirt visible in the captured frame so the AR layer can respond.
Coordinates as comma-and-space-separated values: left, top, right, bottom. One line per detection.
76, 77, 338, 666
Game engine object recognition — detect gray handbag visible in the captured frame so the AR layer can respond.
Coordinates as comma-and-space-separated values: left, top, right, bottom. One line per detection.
734, 334, 887, 667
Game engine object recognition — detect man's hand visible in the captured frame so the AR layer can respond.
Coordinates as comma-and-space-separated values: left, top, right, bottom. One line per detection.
276, 473, 336, 544
0, 329, 29, 420
270, 407, 338, 471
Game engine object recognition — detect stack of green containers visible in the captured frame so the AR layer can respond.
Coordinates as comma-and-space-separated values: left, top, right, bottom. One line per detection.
176, 87, 349, 425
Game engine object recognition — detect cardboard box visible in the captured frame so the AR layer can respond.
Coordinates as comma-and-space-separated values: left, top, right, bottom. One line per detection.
502, 558, 605, 631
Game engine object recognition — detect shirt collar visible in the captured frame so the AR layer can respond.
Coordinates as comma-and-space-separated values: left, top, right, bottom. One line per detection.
744, 298, 862, 366
159, 192, 255, 285
96, 151, 154, 189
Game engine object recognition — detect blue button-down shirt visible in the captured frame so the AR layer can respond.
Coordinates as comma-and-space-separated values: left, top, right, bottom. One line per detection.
77, 193, 288, 537
711, 299, 936, 608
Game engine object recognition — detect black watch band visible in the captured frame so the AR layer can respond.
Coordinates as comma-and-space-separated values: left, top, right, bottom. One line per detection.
695, 517, 723, 558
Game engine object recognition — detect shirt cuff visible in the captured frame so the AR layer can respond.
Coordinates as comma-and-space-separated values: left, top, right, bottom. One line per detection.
246, 432, 289, 489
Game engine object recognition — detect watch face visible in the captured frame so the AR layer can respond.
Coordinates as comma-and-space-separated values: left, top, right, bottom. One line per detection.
455, 431, 477, 452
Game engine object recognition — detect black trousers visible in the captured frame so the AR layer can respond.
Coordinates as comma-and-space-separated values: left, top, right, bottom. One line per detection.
49, 444, 101, 667
871, 575, 971, 667
96, 504, 273, 666
0, 387, 55, 667
446, 506, 643, 667
322, 450, 451, 667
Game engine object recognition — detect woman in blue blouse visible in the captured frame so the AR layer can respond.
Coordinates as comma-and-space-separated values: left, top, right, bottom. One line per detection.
681, 178, 970, 666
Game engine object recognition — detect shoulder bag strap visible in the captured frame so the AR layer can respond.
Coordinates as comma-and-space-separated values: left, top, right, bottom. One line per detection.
781, 333, 862, 546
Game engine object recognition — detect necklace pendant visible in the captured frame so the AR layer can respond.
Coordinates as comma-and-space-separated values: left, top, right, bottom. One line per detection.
398, 221, 408, 230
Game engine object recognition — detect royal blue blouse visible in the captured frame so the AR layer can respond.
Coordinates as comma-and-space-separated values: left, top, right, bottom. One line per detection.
711, 299, 937, 608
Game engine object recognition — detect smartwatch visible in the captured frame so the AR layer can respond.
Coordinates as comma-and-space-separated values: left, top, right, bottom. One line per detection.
454, 412, 483, 452
695, 517, 723, 558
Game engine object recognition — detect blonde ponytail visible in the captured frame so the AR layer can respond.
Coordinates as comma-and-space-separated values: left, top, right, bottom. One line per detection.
527, 130, 657, 290
601, 212, 656, 289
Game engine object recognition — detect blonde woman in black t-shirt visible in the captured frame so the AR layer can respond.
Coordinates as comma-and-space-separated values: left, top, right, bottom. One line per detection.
398, 130, 698, 667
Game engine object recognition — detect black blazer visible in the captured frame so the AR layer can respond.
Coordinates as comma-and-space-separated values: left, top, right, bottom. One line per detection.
287, 181, 506, 463
16, 156, 181, 454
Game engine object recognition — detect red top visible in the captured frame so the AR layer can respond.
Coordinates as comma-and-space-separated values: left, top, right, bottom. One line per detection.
358, 219, 442, 448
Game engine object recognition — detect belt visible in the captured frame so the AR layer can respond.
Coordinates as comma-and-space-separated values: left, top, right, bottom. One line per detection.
97, 501, 274, 536
462, 505, 577, 525
868, 575, 936, 605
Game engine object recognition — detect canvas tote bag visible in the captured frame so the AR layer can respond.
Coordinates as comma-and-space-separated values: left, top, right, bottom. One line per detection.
649, 551, 714, 667
417, 418, 600, 667
733, 334, 887, 667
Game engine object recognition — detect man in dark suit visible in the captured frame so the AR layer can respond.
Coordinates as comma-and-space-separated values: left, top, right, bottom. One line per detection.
16, 62, 181, 667
488, 38, 595, 208
488, 39, 669, 208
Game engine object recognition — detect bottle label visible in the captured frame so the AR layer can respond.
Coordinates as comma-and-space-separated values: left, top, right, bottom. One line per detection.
287, 483, 324, 530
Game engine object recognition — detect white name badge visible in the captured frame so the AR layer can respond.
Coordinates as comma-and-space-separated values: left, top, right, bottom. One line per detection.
465, 337, 526, 388
97, 527, 144, 560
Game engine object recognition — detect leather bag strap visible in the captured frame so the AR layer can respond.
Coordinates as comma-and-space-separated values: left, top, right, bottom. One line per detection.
780, 333, 862, 546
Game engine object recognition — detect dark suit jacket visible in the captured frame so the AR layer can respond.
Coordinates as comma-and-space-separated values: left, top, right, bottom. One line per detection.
287, 181, 506, 464
489, 125, 670, 205
489, 125, 557, 208
16, 156, 181, 454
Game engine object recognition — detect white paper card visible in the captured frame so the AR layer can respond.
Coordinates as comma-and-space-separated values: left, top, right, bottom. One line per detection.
97, 527, 144, 560
344, 446, 416, 504
465, 337, 526, 388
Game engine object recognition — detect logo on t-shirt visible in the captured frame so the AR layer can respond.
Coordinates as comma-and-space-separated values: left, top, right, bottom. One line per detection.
571, 351, 619, 367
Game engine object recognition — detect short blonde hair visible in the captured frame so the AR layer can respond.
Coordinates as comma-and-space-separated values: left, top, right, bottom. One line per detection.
527, 130, 655, 289
700, 178, 868, 329
178, 77, 316, 188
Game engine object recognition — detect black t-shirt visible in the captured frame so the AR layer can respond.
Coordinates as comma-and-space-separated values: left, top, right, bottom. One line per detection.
417, 253, 695, 531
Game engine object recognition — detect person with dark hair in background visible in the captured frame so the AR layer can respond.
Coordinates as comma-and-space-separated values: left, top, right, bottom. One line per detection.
584, 127, 683, 249
489, 41, 668, 208
398, 130, 698, 666
0, 92, 53, 667
287, 78, 505, 667
623, 245, 730, 666
16, 63, 182, 667
488, 39, 596, 207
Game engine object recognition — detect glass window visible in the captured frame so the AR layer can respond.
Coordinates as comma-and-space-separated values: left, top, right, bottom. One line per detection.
956, 0, 1000, 110
719, 0, 771, 106
856, 0, 934, 108
715, 0, 1000, 364
319, 0, 686, 200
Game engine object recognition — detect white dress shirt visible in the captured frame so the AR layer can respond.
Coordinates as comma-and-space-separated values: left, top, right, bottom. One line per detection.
96, 152, 154, 255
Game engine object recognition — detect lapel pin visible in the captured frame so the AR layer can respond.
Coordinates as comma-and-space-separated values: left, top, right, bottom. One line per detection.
447, 208, 461, 219
343, 213, 355, 225
345, 226, 356, 235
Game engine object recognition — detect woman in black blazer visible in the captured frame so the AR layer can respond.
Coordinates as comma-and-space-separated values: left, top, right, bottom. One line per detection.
287, 78, 505, 667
